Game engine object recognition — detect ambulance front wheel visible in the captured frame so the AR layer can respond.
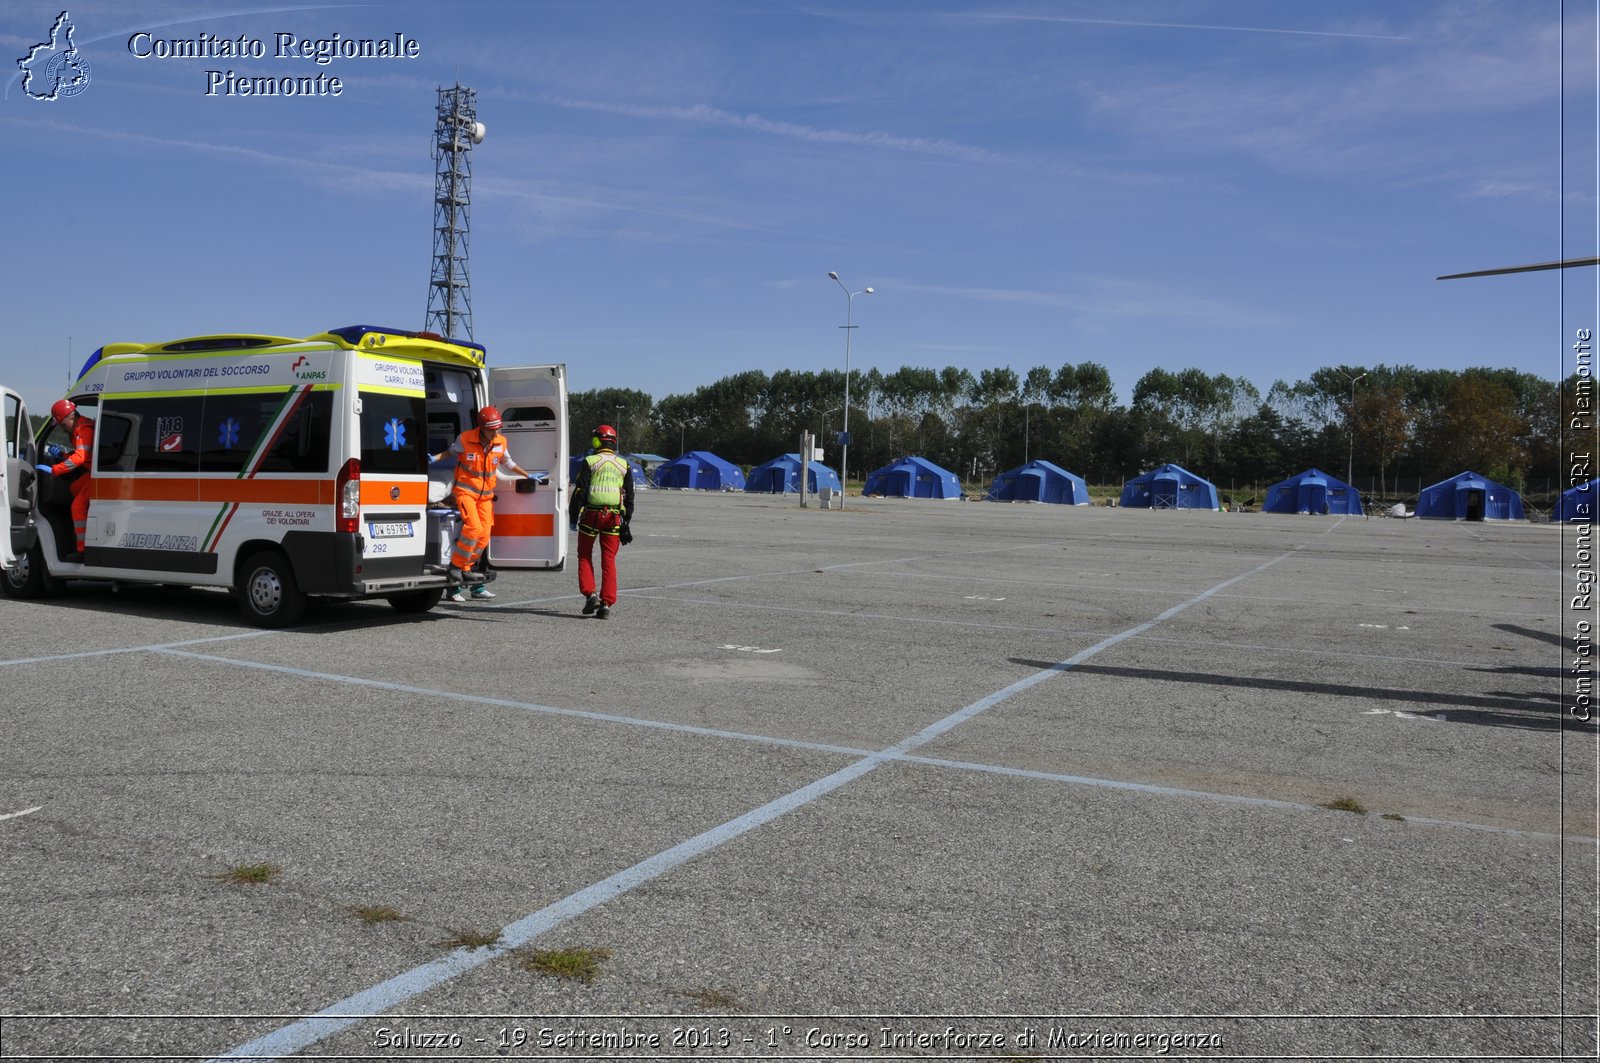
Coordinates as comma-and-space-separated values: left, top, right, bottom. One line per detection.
237, 550, 308, 628
0, 542, 53, 600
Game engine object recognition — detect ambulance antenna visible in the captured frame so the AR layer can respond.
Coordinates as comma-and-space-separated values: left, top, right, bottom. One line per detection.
66, 336, 72, 388
425, 83, 484, 343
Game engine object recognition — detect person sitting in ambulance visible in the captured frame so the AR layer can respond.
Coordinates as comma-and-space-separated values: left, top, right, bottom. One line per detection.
428, 406, 536, 602
34, 398, 95, 563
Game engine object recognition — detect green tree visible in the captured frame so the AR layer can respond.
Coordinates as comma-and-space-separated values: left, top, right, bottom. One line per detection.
1350, 385, 1411, 499
569, 387, 654, 457
1430, 373, 1529, 487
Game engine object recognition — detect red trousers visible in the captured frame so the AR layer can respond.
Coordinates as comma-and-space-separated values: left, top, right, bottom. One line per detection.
577, 507, 623, 606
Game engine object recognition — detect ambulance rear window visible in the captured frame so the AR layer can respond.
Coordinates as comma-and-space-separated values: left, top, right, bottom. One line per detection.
359, 391, 427, 475
501, 406, 556, 423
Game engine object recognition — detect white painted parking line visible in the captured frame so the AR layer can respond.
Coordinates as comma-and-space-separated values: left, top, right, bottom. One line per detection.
151, 644, 1558, 842
628, 591, 1496, 670
0, 805, 41, 822
0, 629, 274, 670
206, 542, 1311, 1061
627, 590, 1067, 633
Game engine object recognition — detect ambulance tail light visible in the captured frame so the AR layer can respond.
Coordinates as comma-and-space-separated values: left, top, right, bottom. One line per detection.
336, 458, 361, 533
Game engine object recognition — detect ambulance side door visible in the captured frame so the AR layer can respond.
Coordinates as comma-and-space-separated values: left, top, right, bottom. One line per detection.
487, 364, 568, 569
1, 388, 38, 568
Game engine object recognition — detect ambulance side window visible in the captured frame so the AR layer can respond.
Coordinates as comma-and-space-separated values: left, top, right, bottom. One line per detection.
94, 412, 136, 472
107, 396, 204, 472
199, 393, 253, 474
4, 393, 19, 459
3, 390, 18, 457
251, 391, 332, 474
40, 396, 99, 458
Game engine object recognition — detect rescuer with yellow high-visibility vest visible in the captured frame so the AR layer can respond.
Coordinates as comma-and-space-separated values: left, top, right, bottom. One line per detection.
429, 405, 536, 602
567, 423, 634, 619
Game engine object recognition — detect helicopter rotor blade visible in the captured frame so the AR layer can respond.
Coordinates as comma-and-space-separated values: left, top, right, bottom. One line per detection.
1438, 256, 1600, 279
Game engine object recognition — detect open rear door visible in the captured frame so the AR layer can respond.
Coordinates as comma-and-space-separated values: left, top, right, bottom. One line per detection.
487, 364, 568, 569
1, 388, 37, 568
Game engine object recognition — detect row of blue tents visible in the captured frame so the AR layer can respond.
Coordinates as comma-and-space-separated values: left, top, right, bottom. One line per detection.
576, 450, 1589, 522
1118, 463, 1533, 520
570, 451, 840, 493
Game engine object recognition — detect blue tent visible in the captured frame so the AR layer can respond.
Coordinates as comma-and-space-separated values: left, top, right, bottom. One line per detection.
1415, 470, 1525, 521
653, 450, 746, 491
1556, 479, 1599, 523
744, 453, 842, 494
1263, 467, 1362, 515
987, 460, 1090, 505
1119, 463, 1219, 510
862, 456, 961, 499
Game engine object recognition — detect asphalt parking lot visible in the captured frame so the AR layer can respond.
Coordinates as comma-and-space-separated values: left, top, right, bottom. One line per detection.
1, 491, 1595, 1061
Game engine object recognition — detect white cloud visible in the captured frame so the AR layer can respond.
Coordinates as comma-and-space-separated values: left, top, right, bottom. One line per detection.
528, 92, 1196, 187
887, 277, 1283, 330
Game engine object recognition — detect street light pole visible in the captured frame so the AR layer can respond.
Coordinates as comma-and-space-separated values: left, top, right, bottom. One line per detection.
828, 271, 873, 509
1339, 371, 1368, 489
819, 406, 841, 454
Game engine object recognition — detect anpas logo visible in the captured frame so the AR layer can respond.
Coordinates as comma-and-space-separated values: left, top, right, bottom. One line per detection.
291, 355, 327, 381
17, 11, 91, 101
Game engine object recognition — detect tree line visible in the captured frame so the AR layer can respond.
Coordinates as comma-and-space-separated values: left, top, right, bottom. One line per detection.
570, 362, 1579, 503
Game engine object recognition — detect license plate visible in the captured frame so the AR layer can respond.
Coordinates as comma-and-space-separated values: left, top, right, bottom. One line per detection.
368, 521, 413, 538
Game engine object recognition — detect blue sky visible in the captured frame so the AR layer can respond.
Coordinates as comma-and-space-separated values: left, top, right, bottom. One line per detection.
3, 1, 1596, 415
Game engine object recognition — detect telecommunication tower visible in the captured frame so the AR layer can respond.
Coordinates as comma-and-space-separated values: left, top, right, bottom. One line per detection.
425, 84, 485, 341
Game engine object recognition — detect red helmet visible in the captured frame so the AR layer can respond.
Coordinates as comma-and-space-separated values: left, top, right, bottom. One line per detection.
594, 424, 618, 448
50, 399, 77, 423
477, 406, 502, 429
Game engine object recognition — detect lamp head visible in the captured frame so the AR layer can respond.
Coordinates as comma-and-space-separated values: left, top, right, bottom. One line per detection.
828, 271, 839, 280
864, 287, 874, 294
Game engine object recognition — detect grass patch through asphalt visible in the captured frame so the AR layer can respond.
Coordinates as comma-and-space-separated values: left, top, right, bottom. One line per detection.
517, 946, 613, 983
685, 988, 742, 1010
210, 862, 282, 885
349, 905, 409, 924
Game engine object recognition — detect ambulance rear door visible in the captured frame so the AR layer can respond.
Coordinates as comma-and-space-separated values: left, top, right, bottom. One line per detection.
1, 387, 36, 568
355, 352, 430, 570
487, 364, 567, 569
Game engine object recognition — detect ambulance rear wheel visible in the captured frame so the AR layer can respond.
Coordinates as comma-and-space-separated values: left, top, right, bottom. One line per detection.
237, 550, 307, 628
386, 587, 444, 614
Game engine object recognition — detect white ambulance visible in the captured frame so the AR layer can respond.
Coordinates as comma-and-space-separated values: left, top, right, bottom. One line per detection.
0, 325, 568, 626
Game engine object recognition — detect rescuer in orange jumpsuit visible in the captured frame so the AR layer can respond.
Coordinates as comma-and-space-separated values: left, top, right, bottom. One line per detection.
36, 398, 94, 561
428, 406, 535, 602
